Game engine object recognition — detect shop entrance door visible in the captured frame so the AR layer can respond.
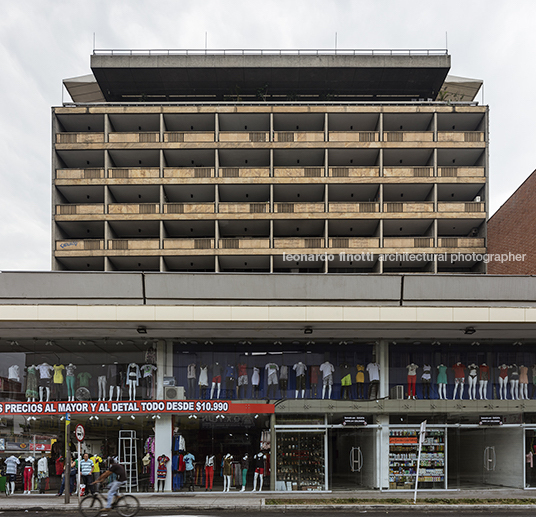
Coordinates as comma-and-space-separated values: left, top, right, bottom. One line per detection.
448, 427, 524, 489
329, 428, 376, 490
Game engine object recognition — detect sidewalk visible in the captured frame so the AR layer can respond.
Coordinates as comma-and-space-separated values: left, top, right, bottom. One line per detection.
2, 489, 536, 512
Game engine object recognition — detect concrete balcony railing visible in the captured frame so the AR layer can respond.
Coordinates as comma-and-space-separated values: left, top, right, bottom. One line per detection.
163, 203, 214, 214
164, 132, 214, 143
108, 168, 160, 179
329, 237, 381, 248
163, 238, 215, 250
55, 133, 105, 144
108, 203, 160, 214
383, 202, 434, 213
273, 237, 325, 249
274, 202, 325, 213
164, 167, 214, 178
218, 132, 270, 142
328, 202, 380, 213
329, 132, 379, 142
438, 167, 485, 178
108, 132, 160, 143
383, 167, 433, 178
55, 239, 104, 251
218, 203, 269, 214
56, 204, 104, 215
383, 237, 434, 248
437, 202, 485, 213
437, 131, 485, 143
55, 168, 105, 180
219, 167, 270, 178
328, 167, 380, 178
274, 167, 324, 178
383, 131, 434, 142
219, 238, 270, 249
108, 239, 160, 250
438, 237, 486, 248
274, 131, 325, 142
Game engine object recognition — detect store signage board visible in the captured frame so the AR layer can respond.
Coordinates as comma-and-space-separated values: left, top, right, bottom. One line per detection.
479, 415, 503, 426
75, 424, 85, 442
0, 400, 275, 417
342, 416, 367, 426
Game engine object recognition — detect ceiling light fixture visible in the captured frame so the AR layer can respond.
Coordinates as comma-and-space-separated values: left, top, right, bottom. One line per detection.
463, 327, 476, 335
137, 327, 147, 334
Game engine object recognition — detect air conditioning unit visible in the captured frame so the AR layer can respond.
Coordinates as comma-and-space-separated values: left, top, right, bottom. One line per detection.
164, 386, 185, 400
390, 385, 404, 400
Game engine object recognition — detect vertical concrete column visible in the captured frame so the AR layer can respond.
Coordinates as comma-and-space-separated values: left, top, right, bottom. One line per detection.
215, 149, 219, 178
270, 413, 276, 490
214, 220, 219, 250
378, 339, 389, 399
269, 148, 273, 177
324, 112, 328, 142
433, 112, 438, 142
159, 219, 164, 260
154, 414, 173, 492
104, 114, 110, 143
215, 112, 219, 142
379, 148, 383, 178
156, 339, 171, 400
324, 148, 329, 177
324, 220, 329, 273
376, 414, 390, 490
433, 148, 438, 178
269, 218, 273, 249
378, 113, 383, 143
269, 112, 274, 142
269, 254, 274, 274
159, 113, 164, 144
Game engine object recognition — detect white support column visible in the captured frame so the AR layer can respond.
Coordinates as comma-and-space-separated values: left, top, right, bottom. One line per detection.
376, 415, 390, 490
154, 414, 173, 492
378, 339, 389, 399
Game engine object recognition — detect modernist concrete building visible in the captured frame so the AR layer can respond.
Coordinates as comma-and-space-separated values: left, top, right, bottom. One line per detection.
53, 50, 488, 274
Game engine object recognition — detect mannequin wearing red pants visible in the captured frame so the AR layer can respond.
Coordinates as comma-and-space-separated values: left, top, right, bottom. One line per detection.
204, 454, 214, 491
406, 363, 419, 399
24, 465, 34, 494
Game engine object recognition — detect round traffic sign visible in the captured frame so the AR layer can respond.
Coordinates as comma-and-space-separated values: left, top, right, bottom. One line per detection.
75, 424, 85, 442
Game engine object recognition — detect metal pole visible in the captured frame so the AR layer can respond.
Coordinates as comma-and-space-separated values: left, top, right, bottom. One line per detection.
78, 440, 81, 502
65, 413, 70, 504
413, 420, 426, 504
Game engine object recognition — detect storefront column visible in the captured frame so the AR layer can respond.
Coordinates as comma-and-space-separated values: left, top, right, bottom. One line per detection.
378, 339, 389, 399
156, 339, 171, 400
376, 415, 390, 490
270, 413, 276, 491
154, 414, 173, 491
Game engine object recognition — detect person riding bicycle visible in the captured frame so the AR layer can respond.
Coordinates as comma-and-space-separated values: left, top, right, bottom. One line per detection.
91, 457, 127, 512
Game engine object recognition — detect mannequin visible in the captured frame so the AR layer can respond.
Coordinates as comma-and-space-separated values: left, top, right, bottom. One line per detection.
366, 362, 380, 400
421, 364, 432, 399
467, 364, 478, 400
437, 363, 447, 400
406, 363, 418, 399
210, 362, 222, 399
183, 451, 195, 491
107, 363, 121, 401
252, 452, 266, 492
452, 362, 466, 399
339, 362, 352, 400
310, 365, 320, 398
225, 364, 236, 399
498, 364, 509, 400
5, 455, 20, 495
98, 365, 107, 401
237, 362, 248, 399
26, 365, 38, 402
8, 364, 20, 382
240, 453, 249, 492
156, 454, 170, 492
520, 364, 529, 400
265, 362, 279, 399
187, 362, 196, 399
145, 343, 157, 364
65, 363, 76, 401
479, 363, 489, 400
127, 362, 140, 400
279, 365, 288, 398
205, 454, 215, 491
199, 364, 209, 399
23, 456, 35, 494
293, 361, 307, 398
222, 453, 233, 492
37, 454, 49, 494
320, 361, 335, 399
510, 364, 520, 400
141, 363, 157, 399
355, 364, 365, 399
251, 366, 260, 398
53, 364, 65, 401
37, 362, 53, 402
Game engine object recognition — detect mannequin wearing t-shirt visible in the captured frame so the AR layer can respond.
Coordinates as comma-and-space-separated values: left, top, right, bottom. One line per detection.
406, 363, 418, 399
26, 365, 38, 402
340, 363, 352, 400
65, 363, 76, 401
520, 365, 529, 400
222, 453, 232, 492
452, 362, 466, 400
127, 362, 140, 400
52, 364, 65, 401
37, 362, 54, 402
421, 364, 432, 399
293, 362, 307, 398
279, 365, 288, 398
8, 364, 20, 382
210, 362, 222, 399
224, 364, 236, 399
479, 363, 489, 400
366, 362, 380, 400
320, 361, 335, 399
141, 363, 157, 399
107, 363, 121, 401
251, 366, 261, 399
199, 364, 209, 399
467, 363, 478, 400
437, 364, 447, 399
252, 452, 266, 492
265, 362, 279, 399
4, 455, 20, 495
237, 362, 249, 399
498, 364, 509, 400
510, 364, 520, 400
355, 364, 365, 399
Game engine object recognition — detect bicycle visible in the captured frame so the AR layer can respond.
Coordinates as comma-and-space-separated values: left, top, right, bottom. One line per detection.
78, 491, 140, 517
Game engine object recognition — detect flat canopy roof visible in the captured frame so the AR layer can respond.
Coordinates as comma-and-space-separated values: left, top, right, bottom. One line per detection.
90, 51, 451, 102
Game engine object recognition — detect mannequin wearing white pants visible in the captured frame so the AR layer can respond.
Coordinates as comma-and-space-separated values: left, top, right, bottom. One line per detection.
479, 380, 488, 400
498, 376, 508, 399
210, 382, 221, 399
109, 385, 121, 401
467, 364, 478, 400
453, 378, 464, 399
438, 383, 446, 400
510, 379, 519, 400
222, 454, 232, 492
98, 375, 107, 401
128, 380, 137, 400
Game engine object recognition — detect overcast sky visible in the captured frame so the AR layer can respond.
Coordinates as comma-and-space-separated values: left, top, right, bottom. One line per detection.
1, 0, 534, 271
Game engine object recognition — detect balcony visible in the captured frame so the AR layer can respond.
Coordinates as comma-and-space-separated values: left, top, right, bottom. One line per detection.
273, 237, 325, 249
108, 132, 160, 143
438, 237, 486, 248
274, 132, 324, 142
56, 168, 105, 180
163, 132, 214, 143
108, 203, 160, 215
56, 204, 104, 215
218, 203, 269, 214
437, 131, 485, 142
274, 167, 324, 178
328, 202, 379, 213
164, 168, 214, 178
274, 203, 324, 214
163, 203, 214, 214
383, 167, 433, 178
56, 133, 104, 144
437, 202, 485, 213
219, 132, 269, 142
219, 238, 270, 249
438, 167, 485, 178
108, 239, 160, 250
383, 237, 434, 248
219, 168, 270, 178
163, 238, 215, 250
55, 239, 104, 251
383, 202, 434, 213
329, 237, 380, 248
108, 168, 159, 179
383, 132, 434, 142
328, 167, 380, 178
329, 132, 379, 142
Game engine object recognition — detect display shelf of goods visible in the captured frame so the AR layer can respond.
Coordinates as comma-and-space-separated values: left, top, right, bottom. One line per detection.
276, 433, 325, 490
388, 430, 445, 490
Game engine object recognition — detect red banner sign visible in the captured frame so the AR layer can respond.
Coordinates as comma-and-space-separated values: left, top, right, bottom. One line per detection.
0, 400, 274, 417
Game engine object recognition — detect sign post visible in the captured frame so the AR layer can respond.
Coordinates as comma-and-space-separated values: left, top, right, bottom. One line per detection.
64, 413, 70, 504
413, 420, 427, 504
75, 425, 85, 502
